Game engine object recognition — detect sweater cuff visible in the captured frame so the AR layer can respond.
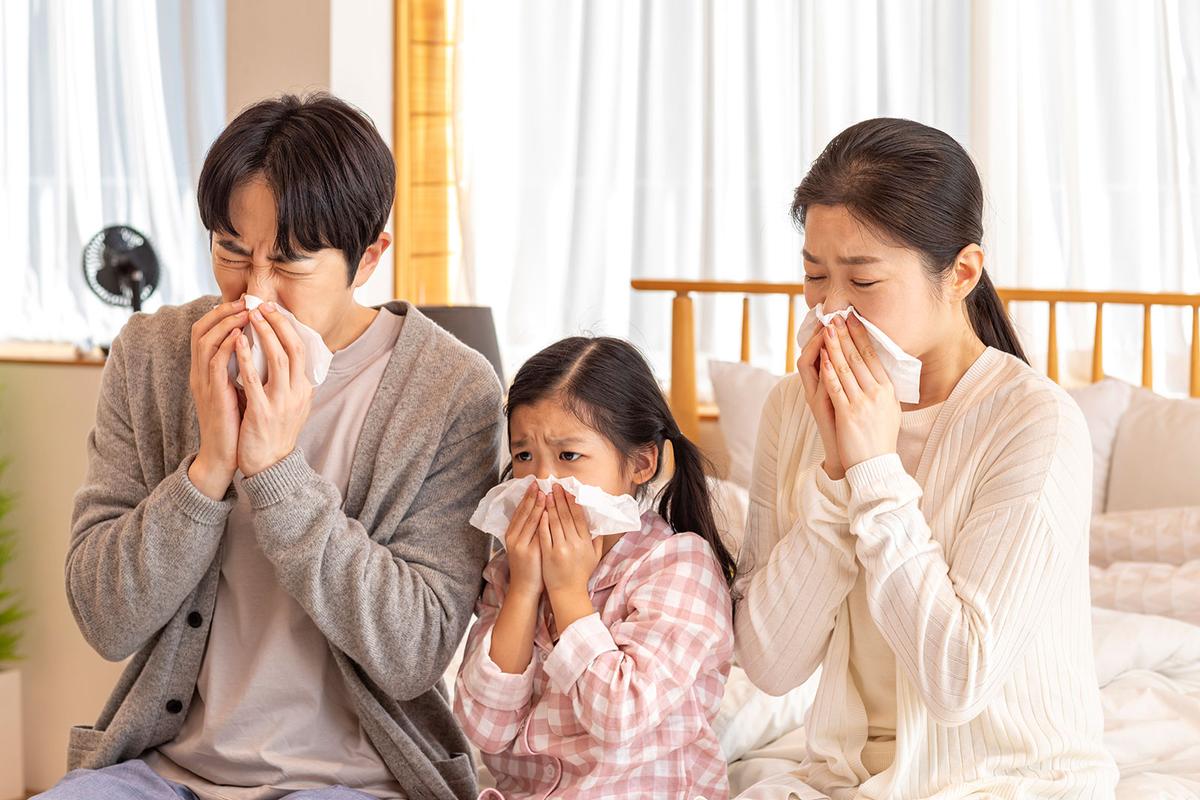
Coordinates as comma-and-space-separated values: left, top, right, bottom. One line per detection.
171, 453, 237, 525
543, 612, 617, 692
846, 453, 918, 502
461, 627, 538, 710
814, 466, 851, 508
241, 449, 316, 510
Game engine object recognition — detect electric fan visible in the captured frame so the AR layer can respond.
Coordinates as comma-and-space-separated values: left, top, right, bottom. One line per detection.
82, 225, 161, 313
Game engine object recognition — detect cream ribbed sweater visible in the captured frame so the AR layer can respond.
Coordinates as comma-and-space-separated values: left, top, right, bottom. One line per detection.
732, 347, 1118, 800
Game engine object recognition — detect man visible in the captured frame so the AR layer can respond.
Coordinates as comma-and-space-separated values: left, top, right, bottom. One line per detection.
40, 93, 500, 800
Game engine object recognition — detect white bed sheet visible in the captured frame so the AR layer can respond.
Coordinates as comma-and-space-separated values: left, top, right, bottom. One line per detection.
727, 607, 1200, 798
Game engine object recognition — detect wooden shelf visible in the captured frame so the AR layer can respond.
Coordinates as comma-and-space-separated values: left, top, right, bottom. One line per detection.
0, 342, 106, 367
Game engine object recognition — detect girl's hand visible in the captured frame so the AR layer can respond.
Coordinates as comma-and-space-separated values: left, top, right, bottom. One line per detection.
797, 325, 845, 480
820, 314, 901, 470
540, 485, 603, 635
505, 482, 547, 599
235, 302, 313, 476
540, 485, 603, 595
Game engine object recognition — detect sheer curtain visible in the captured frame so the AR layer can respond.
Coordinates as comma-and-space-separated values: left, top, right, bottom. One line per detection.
457, 0, 1199, 395
0, 0, 225, 346
973, 0, 1200, 393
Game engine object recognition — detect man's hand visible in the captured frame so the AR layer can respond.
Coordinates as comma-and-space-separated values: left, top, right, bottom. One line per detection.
234, 302, 314, 477
188, 298, 247, 499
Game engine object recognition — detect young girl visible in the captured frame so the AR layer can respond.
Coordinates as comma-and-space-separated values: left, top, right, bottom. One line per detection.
453, 337, 737, 800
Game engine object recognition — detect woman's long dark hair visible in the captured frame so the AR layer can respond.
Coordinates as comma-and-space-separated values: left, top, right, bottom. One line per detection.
792, 117, 1027, 363
505, 337, 737, 587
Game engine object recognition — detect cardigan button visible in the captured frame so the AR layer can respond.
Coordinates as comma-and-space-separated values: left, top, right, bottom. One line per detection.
187, 611, 203, 628
165, 699, 183, 714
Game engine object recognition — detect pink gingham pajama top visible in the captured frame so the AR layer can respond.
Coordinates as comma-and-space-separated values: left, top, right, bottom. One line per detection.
454, 511, 734, 800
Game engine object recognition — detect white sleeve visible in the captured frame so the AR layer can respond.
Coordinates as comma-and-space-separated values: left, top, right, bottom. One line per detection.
733, 379, 858, 695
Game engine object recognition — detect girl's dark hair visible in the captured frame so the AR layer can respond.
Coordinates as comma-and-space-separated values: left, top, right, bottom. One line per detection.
197, 92, 395, 285
505, 337, 737, 587
792, 117, 1027, 363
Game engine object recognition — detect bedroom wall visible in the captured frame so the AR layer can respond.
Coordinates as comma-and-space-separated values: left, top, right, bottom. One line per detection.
0, 362, 117, 793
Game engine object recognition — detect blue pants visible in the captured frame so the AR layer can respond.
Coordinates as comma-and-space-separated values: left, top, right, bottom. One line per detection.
32, 759, 379, 800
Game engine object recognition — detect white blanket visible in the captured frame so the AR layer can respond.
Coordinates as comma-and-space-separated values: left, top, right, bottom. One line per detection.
728, 607, 1200, 798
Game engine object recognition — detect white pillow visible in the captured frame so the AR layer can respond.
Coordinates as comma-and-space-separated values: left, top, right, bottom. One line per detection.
1089, 506, 1200, 568
1066, 378, 1135, 514
1106, 389, 1200, 512
708, 360, 782, 489
1090, 560, 1200, 627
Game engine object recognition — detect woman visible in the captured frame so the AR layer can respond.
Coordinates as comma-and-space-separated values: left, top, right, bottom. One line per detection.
733, 118, 1118, 799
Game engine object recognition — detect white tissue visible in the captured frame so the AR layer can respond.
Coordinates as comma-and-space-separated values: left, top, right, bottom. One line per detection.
469, 475, 643, 546
796, 303, 923, 404
227, 295, 334, 388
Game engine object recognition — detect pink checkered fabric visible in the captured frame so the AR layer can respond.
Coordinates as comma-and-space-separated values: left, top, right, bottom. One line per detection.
454, 511, 734, 800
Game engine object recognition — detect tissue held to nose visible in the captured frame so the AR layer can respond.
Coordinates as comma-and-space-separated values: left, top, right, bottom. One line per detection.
470, 474, 642, 547
796, 303, 923, 404
227, 295, 335, 388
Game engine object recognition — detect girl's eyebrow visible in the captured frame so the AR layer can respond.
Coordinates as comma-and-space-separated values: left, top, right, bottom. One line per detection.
509, 435, 586, 448
547, 436, 586, 446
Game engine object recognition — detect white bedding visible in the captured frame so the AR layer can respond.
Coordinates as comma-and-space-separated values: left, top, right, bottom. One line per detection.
727, 607, 1200, 798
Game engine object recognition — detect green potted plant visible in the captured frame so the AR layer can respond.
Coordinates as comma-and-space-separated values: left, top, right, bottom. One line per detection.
0, 457, 26, 799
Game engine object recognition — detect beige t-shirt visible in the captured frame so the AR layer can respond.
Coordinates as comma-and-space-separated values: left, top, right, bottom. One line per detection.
146, 308, 406, 800
846, 401, 943, 776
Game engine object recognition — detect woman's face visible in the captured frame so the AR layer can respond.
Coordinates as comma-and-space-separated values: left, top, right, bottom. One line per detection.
801, 203, 968, 360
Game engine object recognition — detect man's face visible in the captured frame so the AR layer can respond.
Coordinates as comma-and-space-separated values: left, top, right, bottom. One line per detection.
211, 176, 362, 343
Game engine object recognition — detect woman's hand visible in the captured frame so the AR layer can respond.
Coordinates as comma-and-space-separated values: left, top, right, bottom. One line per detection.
234, 302, 314, 476
797, 326, 845, 480
541, 485, 603, 633
505, 482, 547, 599
188, 299, 249, 499
819, 314, 901, 470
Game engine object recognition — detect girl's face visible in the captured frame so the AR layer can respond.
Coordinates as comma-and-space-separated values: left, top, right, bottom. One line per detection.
801, 203, 977, 360
508, 397, 655, 498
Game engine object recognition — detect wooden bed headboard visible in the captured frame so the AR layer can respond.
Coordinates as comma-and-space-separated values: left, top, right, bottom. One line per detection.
631, 279, 1200, 440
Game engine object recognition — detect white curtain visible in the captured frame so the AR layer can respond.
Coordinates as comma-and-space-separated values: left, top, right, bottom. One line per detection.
0, 0, 225, 346
974, 0, 1200, 394
457, 0, 1200, 396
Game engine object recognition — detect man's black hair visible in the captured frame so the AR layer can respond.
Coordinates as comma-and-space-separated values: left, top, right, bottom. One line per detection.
198, 92, 395, 284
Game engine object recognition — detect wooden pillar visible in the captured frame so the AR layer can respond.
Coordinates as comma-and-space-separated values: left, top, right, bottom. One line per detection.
393, 0, 455, 304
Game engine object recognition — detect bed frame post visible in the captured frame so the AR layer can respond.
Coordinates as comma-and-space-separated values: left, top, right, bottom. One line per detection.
1142, 304, 1154, 389
1092, 302, 1105, 382
1191, 304, 1200, 398
671, 291, 700, 442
